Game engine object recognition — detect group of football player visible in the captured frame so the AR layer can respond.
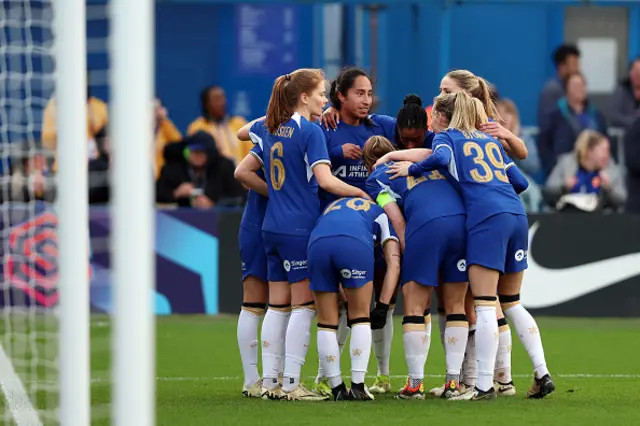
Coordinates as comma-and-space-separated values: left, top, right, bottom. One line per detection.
233, 66, 555, 402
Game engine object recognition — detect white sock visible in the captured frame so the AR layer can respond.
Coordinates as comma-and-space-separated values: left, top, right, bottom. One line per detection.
350, 323, 372, 384
261, 308, 290, 389
438, 312, 446, 347
461, 325, 477, 387
494, 322, 513, 384
282, 307, 315, 392
474, 302, 499, 392
444, 316, 469, 382
504, 303, 550, 379
317, 327, 342, 388
424, 313, 432, 362
237, 307, 264, 386
403, 319, 427, 381
372, 305, 394, 376
317, 306, 350, 382
337, 306, 350, 354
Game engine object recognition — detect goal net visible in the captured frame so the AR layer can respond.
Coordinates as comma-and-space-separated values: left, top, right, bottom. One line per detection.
0, 0, 110, 423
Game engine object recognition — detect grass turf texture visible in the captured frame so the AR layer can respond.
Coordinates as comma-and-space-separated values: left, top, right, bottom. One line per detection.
1, 316, 640, 425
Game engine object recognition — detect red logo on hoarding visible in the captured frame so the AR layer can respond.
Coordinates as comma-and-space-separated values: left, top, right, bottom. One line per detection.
4, 212, 60, 307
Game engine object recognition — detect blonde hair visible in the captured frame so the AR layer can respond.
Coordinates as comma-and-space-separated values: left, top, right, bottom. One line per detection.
433, 92, 488, 132
363, 136, 395, 172
574, 130, 606, 164
445, 70, 501, 122
265, 68, 325, 133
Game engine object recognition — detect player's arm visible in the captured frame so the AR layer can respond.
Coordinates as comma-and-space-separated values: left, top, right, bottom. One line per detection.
234, 148, 268, 197
374, 148, 432, 169
237, 116, 266, 141
407, 145, 451, 177
478, 121, 528, 160
378, 238, 401, 305
377, 195, 406, 252
505, 162, 529, 194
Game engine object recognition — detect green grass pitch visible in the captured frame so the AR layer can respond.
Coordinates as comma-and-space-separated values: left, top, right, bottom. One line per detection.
2, 316, 640, 425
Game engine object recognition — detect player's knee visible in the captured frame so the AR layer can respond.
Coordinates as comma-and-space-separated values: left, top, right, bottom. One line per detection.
498, 294, 520, 312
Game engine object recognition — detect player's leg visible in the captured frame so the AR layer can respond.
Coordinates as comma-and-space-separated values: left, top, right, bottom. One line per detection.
494, 298, 516, 396
499, 214, 555, 399
460, 290, 477, 391
369, 265, 395, 394
338, 236, 376, 401
450, 215, 507, 401
260, 232, 291, 399
238, 226, 269, 397
429, 287, 447, 397
238, 276, 268, 397
397, 281, 431, 400
315, 286, 348, 396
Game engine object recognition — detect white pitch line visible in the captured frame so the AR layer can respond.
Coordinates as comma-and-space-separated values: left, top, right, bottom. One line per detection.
76, 373, 640, 385
0, 344, 42, 426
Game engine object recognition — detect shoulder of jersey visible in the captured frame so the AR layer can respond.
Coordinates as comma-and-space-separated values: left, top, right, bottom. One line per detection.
369, 163, 389, 179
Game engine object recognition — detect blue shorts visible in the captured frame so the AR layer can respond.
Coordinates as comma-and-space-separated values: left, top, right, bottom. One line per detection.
466, 213, 528, 274
262, 231, 310, 283
402, 215, 467, 287
308, 236, 374, 293
239, 225, 267, 282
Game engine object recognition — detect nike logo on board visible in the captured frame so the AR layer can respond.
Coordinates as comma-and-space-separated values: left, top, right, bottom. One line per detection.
521, 222, 640, 309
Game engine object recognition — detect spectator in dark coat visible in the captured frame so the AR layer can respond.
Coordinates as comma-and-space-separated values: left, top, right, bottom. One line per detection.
624, 116, 640, 213
538, 72, 607, 175
608, 58, 640, 130
537, 44, 581, 126
156, 131, 245, 208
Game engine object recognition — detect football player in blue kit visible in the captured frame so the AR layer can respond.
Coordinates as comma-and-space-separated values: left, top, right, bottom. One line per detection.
309, 196, 400, 401
233, 143, 269, 398
240, 68, 370, 401
376, 70, 528, 397
313, 67, 397, 396
363, 135, 470, 400
388, 92, 555, 401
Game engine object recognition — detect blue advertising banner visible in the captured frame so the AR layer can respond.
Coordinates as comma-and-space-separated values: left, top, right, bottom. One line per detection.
235, 4, 299, 76
0, 203, 220, 315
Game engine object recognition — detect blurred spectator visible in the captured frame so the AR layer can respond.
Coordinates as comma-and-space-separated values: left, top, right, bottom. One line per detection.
88, 130, 111, 205
497, 98, 543, 181
624, 116, 640, 213
538, 72, 607, 174
608, 58, 640, 129
187, 86, 250, 165
5, 142, 56, 203
156, 131, 245, 208
41, 82, 108, 168
154, 98, 182, 179
537, 44, 581, 125
545, 130, 626, 212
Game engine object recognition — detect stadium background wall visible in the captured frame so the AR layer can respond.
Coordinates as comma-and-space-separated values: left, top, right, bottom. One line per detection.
81, 0, 640, 133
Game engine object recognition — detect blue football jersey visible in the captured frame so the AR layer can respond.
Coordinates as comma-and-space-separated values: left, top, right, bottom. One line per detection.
309, 197, 398, 251
240, 144, 268, 229
249, 113, 331, 236
426, 129, 526, 229
366, 163, 465, 239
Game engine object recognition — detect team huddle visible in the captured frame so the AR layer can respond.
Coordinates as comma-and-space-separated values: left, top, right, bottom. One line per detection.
233, 66, 556, 402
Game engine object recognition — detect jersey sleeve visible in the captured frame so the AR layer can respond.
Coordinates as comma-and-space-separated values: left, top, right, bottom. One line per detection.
408, 133, 453, 176
374, 212, 399, 245
366, 167, 396, 208
248, 144, 264, 165
248, 121, 265, 150
305, 124, 331, 169
370, 114, 397, 140
505, 162, 529, 194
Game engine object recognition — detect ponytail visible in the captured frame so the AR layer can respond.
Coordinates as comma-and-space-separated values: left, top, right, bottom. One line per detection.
265, 75, 292, 134
475, 77, 502, 123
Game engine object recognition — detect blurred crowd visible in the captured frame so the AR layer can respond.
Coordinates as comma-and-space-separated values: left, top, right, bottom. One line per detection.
6, 44, 640, 214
